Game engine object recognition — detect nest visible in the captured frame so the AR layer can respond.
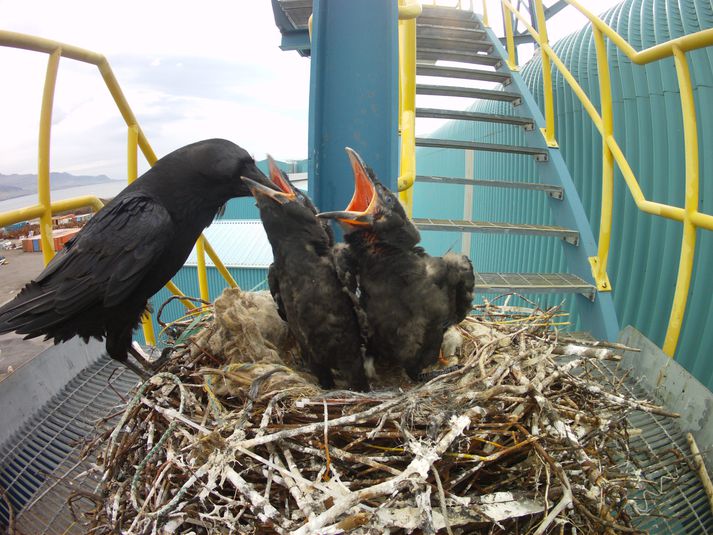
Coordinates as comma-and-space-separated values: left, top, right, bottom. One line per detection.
78, 290, 677, 534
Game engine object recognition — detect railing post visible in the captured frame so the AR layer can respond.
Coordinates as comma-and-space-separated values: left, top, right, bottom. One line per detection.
195, 235, 210, 304
38, 49, 61, 266
481, 0, 489, 26
533, 0, 557, 147
127, 124, 157, 346
500, 1, 517, 69
588, 26, 613, 292
663, 46, 699, 357
397, 0, 420, 217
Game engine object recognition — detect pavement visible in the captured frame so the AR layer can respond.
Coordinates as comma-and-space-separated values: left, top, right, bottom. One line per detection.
0, 247, 51, 379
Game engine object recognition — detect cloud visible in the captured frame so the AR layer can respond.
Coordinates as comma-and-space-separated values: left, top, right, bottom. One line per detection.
0, 1, 310, 178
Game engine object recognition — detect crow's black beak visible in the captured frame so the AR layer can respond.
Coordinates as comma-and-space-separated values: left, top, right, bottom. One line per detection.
317, 147, 377, 226
241, 176, 295, 204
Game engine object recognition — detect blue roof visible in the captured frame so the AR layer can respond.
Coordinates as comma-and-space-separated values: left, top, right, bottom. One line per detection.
186, 220, 272, 269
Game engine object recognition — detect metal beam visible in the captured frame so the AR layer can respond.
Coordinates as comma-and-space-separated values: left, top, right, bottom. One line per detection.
279, 30, 311, 55
308, 0, 399, 213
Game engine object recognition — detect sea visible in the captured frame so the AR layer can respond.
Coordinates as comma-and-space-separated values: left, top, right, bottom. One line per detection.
0, 181, 127, 215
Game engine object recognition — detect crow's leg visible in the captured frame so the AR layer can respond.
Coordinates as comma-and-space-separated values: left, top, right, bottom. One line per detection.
115, 355, 151, 380
310, 362, 336, 390
128, 342, 155, 370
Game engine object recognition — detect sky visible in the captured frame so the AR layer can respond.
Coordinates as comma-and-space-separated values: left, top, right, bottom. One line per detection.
0, 0, 623, 180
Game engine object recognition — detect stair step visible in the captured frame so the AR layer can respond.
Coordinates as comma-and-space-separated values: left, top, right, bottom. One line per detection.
417, 84, 521, 104
416, 108, 533, 128
417, 36, 493, 54
416, 64, 511, 84
415, 175, 563, 199
473, 272, 595, 299
416, 138, 548, 160
420, 7, 480, 30
417, 48, 501, 67
417, 24, 486, 42
414, 218, 580, 243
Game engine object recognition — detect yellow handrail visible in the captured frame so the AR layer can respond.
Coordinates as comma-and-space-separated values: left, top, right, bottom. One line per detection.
396, 0, 422, 216
498, 1, 713, 356
0, 30, 239, 345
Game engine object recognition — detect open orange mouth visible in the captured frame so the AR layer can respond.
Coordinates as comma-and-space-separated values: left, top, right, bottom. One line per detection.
268, 155, 295, 197
317, 147, 377, 226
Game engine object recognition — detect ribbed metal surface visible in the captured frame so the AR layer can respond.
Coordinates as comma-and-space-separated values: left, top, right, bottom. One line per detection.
0, 357, 138, 533
185, 220, 273, 269
415, 0, 713, 391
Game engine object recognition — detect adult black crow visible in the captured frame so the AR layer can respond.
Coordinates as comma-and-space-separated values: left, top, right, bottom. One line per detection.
319, 148, 474, 381
0, 139, 271, 378
242, 158, 369, 391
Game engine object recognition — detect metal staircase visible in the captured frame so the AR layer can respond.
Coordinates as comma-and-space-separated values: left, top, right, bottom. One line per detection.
412, 5, 619, 340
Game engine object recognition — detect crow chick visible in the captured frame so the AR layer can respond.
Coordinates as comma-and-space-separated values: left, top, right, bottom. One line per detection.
0, 139, 270, 377
242, 159, 369, 391
319, 148, 474, 381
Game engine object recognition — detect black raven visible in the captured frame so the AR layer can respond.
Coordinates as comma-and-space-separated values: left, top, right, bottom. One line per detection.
319, 148, 474, 381
0, 139, 271, 377
242, 158, 370, 391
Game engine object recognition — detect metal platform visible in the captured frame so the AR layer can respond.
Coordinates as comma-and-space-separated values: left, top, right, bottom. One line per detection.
416, 64, 512, 84
473, 272, 596, 299
416, 84, 522, 104
415, 175, 563, 198
414, 217, 580, 244
416, 137, 548, 158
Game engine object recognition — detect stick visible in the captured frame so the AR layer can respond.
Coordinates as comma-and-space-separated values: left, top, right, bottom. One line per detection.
687, 433, 713, 516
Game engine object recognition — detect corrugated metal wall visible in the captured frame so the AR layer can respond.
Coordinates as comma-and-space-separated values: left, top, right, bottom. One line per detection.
415, 0, 713, 388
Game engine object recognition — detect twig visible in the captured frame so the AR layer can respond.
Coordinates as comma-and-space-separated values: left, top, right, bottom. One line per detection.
687, 432, 713, 516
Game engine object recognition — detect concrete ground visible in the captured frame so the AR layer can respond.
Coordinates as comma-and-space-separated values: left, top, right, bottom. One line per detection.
0, 247, 51, 379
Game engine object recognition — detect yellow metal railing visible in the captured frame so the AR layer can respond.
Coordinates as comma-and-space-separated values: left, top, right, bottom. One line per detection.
397, 0, 422, 216
0, 30, 239, 345
499, 0, 713, 356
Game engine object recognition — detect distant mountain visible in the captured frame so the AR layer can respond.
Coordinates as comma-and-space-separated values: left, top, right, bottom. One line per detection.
0, 172, 116, 201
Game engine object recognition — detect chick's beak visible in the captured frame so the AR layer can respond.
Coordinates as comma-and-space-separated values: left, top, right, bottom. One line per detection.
241, 176, 294, 205
267, 155, 296, 196
317, 147, 377, 226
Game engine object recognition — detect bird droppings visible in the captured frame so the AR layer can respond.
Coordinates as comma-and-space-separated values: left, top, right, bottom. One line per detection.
77, 293, 678, 534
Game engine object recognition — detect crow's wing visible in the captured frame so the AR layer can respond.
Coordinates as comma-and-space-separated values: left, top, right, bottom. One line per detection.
267, 264, 287, 322
423, 253, 475, 325
0, 195, 174, 336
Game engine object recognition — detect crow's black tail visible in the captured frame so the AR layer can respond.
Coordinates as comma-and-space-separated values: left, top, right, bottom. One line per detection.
0, 281, 61, 340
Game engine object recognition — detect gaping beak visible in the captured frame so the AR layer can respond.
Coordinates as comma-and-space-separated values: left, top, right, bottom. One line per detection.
241, 176, 295, 205
267, 155, 296, 197
317, 147, 377, 226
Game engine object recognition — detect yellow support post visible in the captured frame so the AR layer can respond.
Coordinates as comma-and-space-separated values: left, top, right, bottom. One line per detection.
195, 235, 210, 304
588, 26, 613, 292
397, 0, 420, 217
38, 48, 61, 266
663, 47, 699, 357
481, 0, 489, 27
165, 281, 198, 310
127, 124, 156, 346
501, 1, 517, 70
533, 0, 557, 147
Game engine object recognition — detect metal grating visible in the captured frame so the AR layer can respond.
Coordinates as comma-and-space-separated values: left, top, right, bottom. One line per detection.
473, 272, 596, 299
595, 362, 713, 534
414, 217, 579, 243
0, 356, 711, 533
0, 357, 138, 534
